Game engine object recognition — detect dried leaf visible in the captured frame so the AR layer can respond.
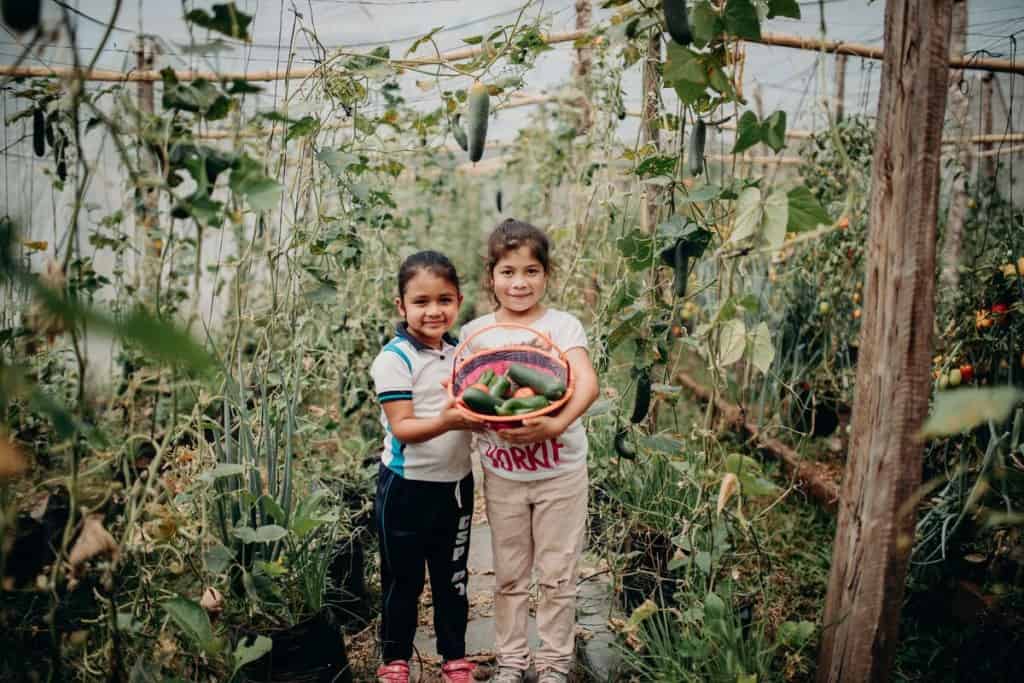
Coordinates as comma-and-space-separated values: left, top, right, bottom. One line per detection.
200, 586, 224, 620
716, 472, 739, 515
68, 514, 120, 569
0, 432, 29, 481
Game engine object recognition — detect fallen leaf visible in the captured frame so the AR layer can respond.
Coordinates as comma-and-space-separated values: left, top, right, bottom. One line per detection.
0, 433, 29, 481
716, 473, 739, 515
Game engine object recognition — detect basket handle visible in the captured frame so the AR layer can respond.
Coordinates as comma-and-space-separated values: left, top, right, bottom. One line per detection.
450, 321, 568, 387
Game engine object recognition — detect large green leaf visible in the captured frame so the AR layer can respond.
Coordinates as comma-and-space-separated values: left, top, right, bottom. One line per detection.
918, 387, 1024, 439
717, 318, 747, 366
762, 189, 789, 248
731, 186, 762, 242
229, 156, 282, 211
724, 0, 761, 40
664, 43, 709, 105
768, 0, 802, 20
185, 3, 253, 41
749, 322, 775, 373
762, 110, 787, 152
232, 524, 287, 544
162, 597, 218, 653
232, 635, 272, 674
732, 111, 762, 155
787, 185, 832, 232
691, 1, 723, 48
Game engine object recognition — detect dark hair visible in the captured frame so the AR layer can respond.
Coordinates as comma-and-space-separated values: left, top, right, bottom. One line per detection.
397, 250, 461, 299
485, 218, 551, 274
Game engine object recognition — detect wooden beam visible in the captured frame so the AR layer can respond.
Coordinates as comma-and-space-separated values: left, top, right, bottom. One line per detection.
817, 0, 952, 678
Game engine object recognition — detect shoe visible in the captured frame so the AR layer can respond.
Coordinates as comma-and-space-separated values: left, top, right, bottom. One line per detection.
537, 670, 569, 683
377, 660, 410, 683
441, 658, 476, 683
491, 666, 524, 683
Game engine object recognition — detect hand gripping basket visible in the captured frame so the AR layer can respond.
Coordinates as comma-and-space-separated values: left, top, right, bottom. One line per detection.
449, 322, 574, 429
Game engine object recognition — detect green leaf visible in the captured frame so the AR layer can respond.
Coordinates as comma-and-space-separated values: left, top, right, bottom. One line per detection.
691, 1, 722, 48
718, 318, 747, 366
616, 229, 655, 271
695, 551, 712, 575
639, 435, 686, 454
229, 156, 282, 211
317, 149, 360, 175
749, 321, 774, 373
160, 70, 231, 119
664, 43, 709, 105
162, 597, 216, 653
227, 79, 262, 94
635, 155, 678, 178
762, 110, 787, 152
679, 183, 725, 204
918, 387, 1024, 439
762, 189, 789, 248
786, 185, 832, 232
732, 111, 762, 155
704, 591, 726, 619
285, 115, 320, 142
232, 524, 287, 544
406, 26, 445, 56
199, 463, 245, 483
185, 3, 253, 41
777, 620, 816, 647
462, 35, 483, 45
204, 544, 235, 574
731, 186, 762, 242
768, 0, 802, 20
233, 635, 272, 674
724, 0, 761, 41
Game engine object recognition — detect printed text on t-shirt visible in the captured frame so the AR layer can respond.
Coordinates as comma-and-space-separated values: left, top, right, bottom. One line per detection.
483, 438, 565, 472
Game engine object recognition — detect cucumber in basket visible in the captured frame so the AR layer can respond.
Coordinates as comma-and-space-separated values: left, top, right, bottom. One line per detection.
507, 364, 566, 401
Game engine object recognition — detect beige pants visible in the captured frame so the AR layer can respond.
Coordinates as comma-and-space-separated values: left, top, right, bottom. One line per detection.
483, 465, 588, 673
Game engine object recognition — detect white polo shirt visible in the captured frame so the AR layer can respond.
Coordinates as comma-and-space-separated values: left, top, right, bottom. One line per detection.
369, 324, 472, 482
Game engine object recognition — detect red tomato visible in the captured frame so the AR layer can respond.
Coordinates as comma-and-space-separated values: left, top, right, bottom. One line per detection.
512, 386, 536, 399
959, 364, 974, 383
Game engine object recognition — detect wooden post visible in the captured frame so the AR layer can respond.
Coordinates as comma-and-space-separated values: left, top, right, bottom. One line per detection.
640, 30, 661, 233
940, 0, 971, 291
980, 72, 995, 180
834, 54, 847, 122
574, 0, 592, 132
134, 36, 160, 299
816, 0, 953, 679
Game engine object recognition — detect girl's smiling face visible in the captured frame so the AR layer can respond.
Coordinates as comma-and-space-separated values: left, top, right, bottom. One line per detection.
397, 270, 462, 348
491, 246, 547, 315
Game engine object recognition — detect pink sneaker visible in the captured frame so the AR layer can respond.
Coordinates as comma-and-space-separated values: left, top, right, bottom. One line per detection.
441, 658, 476, 683
377, 660, 410, 683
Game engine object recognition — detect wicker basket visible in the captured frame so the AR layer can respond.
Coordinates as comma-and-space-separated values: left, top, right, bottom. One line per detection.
449, 322, 574, 429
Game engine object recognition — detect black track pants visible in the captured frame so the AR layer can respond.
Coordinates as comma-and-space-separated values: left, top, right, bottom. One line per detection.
375, 463, 474, 663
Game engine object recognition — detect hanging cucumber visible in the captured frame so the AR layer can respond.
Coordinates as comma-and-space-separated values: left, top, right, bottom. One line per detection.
688, 119, 706, 176
32, 108, 45, 157
466, 81, 490, 163
2, 0, 41, 34
44, 110, 57, 147
507, 364, 566, 401
662, 0, 692, 47
673, 239, 690, 298
630, 368, 652, 424
495, 188, 503, 213
451, 113, 469, 152
614, 428, 636, 460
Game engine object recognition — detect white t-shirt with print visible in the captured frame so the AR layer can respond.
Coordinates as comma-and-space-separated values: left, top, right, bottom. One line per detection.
460, 309, 589, 481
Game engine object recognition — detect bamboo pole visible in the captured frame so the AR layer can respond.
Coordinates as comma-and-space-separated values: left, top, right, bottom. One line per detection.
834, 54, 848, 122
4, 27, 1019, 83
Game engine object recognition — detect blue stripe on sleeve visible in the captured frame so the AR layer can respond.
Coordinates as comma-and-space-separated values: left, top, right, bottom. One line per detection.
383, 342, 413, 373
379, 391, 413, 403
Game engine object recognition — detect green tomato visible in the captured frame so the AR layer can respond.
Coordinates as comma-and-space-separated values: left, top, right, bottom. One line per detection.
819, 301, 831, 315
949, 368, 962, 387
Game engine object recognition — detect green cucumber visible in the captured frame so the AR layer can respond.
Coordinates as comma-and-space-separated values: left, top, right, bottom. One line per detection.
462, 386, 501, 414
507, 363, 566, 401
32, 108, 45, 157
688, 118, 706, 176
490, 374, 512, 399
496, 188, 503, 213
673, 239, 689, 298
495, 395, 551, 416
614, 428, 636, 460
451, 113, 469, 152
662, 0, 692, 47
478, 369, 496, 387
630, 369, 652, 424
2, 0, 41, 34
466, 81, 490, 163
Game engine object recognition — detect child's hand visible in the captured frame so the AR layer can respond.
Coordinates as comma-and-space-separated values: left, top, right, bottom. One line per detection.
442, 399, 486, 432
501, 415, 564, 444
